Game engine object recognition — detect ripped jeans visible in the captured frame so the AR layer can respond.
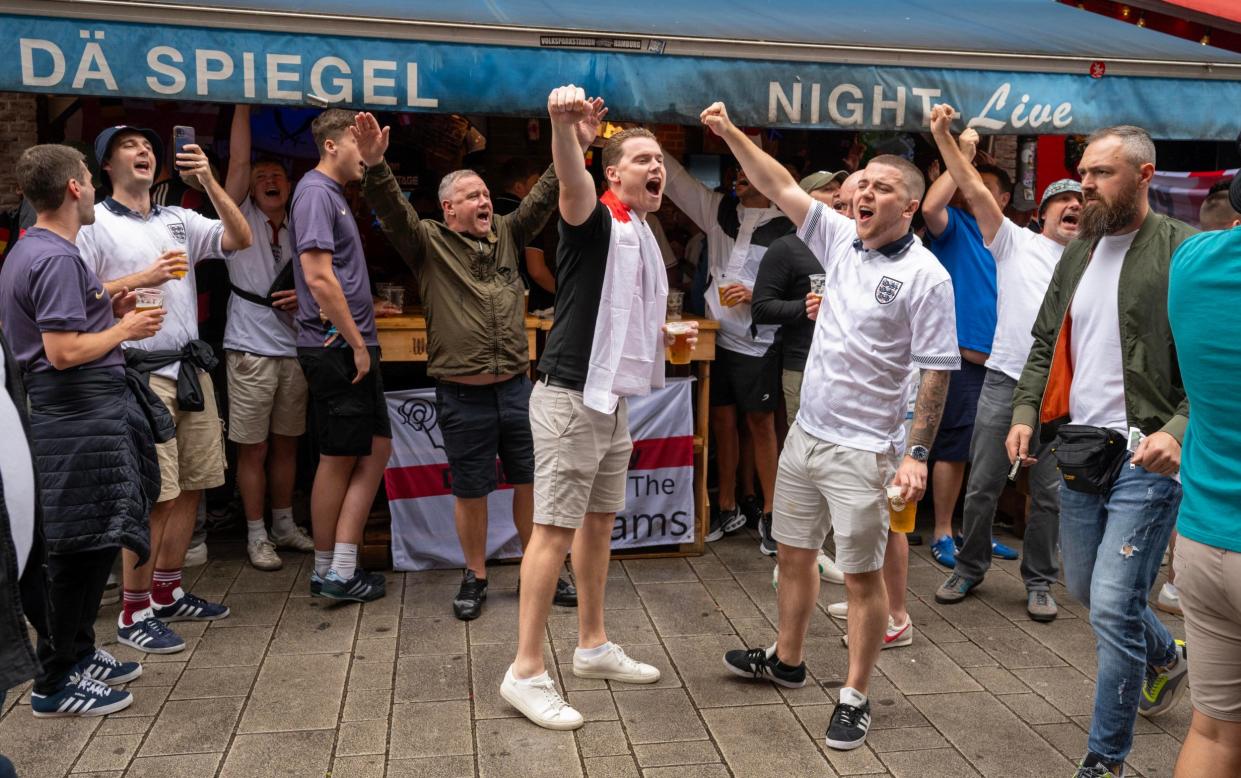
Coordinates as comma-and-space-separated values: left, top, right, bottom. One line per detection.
1059, 451, 1180, 765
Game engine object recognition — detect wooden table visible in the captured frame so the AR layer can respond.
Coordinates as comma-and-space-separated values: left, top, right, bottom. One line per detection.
372, 312, 719, 562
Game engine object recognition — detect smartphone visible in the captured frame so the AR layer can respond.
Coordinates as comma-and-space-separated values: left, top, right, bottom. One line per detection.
172, 125, 195, 167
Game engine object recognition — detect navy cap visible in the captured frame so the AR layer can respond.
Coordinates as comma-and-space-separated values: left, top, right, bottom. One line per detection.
93, 125, 163, 180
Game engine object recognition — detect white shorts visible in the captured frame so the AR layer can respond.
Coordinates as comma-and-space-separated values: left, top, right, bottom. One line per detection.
771, 423, 895, 574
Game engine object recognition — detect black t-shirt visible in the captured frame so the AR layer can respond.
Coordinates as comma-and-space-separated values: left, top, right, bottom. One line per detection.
537, 201, 611, 384
750, 234, 822, 372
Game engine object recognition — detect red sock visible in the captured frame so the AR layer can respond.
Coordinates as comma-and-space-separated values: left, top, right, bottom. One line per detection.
151, 568, 182, 606
121, 590, 150, 627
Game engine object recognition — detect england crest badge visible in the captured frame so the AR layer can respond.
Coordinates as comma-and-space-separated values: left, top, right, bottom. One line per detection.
166, 222, 187, 243
875, 276, 903, 304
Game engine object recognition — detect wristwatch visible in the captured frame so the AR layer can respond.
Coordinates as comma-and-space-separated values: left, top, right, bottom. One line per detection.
908, 445, 930, 462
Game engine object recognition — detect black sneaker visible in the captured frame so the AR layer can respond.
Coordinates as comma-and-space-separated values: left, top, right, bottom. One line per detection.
721, 645, 806, 688
706, 507, 733, 543
453, 570, 488, 620
740, 494, 762, 528
758, 513, 778, 557
825, 694, 872, 750
1074, 753, 1126, 777
553, 577, 578, 607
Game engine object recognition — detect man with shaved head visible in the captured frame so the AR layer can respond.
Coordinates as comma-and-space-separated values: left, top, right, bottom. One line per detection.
701, 101, 958, 751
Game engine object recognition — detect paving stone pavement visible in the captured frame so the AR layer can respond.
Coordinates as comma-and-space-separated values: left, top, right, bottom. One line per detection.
1, 526, 1189, 777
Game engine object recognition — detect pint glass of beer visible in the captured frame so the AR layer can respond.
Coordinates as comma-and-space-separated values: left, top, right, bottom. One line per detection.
666, 321, 694, 365
717, 273, 731, 306
135, 288, 165, 312
165, 247, 189, 279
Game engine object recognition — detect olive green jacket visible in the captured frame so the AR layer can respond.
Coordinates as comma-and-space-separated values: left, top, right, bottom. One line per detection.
1012, 210, 1197, 443
361, 160, 558, 378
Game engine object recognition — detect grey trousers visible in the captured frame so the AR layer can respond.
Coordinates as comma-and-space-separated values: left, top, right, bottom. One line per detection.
954, 369, 1060, 591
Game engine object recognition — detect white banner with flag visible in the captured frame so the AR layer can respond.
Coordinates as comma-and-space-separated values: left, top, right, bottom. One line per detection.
384, 378, 696, 571
1150, 168, 1237, 227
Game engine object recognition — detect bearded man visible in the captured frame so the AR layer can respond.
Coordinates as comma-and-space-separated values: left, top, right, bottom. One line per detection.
1007, 125, 1197, 778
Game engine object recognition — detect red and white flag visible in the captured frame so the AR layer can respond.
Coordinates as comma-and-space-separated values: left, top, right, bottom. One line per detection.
1150, 168, 1238, 227
384, 378, 696, 571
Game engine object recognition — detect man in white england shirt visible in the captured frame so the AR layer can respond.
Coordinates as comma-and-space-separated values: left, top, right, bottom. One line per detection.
926, 105, 1082, 623
702, 103, 959, 752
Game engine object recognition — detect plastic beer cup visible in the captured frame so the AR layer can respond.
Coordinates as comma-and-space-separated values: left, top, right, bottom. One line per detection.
666, 321, 694, 365
887, 485, 917, 533
135, 287, 165, 312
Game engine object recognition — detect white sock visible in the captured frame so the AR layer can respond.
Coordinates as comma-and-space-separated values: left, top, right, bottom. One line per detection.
246, 519, 269, 544
839, 687, 868, 707
330, 543, 358, 580
314, 550, 333, 578
271, 507, 297, 536
510, 666, 551, 685
574, 642, 612, 660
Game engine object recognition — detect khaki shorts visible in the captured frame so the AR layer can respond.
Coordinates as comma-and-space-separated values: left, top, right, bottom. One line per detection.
771, 422, 895, 574
782, 369, 803, 428
150, 372, 226, 503
1175, 534, 1241, 722
226, 351, 309, 445
530, 381, 631, 529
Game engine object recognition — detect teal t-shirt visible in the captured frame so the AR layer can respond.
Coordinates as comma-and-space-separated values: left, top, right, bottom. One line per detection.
1168, 226, 1241, 552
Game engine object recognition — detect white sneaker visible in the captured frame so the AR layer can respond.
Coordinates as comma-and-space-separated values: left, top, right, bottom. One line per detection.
1156, 582, 1183, 616
840, 615, 914, 650
771, 552, 847, 589
271, 524, 315, 553
827, 601, 849, 620
818, 552, 846, 584
247, 538, 283, 571
572, 643, 660, 684
500, 666, 584, 730
183, 541, 208, 568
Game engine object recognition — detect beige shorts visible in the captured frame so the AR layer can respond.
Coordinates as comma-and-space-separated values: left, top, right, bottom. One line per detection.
530, 381, 631, 529
1175, 534, 1241, 722
226, 351, 309, 445
771, 423, 895, 574
150, 372, 226, 503
782, 369, 803, 428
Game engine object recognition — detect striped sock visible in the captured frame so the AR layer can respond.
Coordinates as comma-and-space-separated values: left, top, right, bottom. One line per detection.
121, 590, 150, 627
152, 568, 182, 606
330, 543, 358, 581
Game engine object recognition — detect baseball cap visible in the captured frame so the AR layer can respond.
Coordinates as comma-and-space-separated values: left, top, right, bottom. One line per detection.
1039, 179, 1083, 211
94, 125, 163, 181
799, 170, 848, 194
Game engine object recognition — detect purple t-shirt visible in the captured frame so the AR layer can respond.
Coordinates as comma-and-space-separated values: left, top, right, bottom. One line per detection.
0, 227, 124, 374
288, 170, 378, 348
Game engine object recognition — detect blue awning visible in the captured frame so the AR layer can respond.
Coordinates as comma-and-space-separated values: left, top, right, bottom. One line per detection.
3, 0, 1239, 138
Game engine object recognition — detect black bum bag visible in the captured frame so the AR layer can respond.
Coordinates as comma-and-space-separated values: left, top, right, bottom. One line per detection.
1050, 424, 1128, 494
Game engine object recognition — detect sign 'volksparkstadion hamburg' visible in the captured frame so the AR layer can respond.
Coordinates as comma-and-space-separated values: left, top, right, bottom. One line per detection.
2, 12, 1240, 139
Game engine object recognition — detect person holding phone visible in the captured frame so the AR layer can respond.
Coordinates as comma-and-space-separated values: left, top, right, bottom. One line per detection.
221, 104, 314, 573
78, 124, 251, 654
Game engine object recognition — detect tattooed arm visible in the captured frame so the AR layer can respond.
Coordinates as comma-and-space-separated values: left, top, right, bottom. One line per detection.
894, 369, 951, 502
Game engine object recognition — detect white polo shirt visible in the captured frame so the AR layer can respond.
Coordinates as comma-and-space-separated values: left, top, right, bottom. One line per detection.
223, 197, 296, 357
77, 198, 229, 381
984, 219, 1066, 381
796, 201, 960, 455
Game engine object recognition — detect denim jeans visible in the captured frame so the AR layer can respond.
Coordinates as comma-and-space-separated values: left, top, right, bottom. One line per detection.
1059, 451, 1180, 765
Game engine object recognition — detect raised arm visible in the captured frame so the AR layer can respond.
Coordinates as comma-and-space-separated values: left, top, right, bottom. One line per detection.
510, 97, 605, 241
177, 143, 252, 251
929, 105, 1002, 243
547, 85, 598, 227
354, 112, 426, 268
663, 154, 720, 233
699, 102, 812, 228
224, 104, 252, 206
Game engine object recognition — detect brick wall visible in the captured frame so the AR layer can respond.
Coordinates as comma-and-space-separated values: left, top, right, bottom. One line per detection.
0, 92, 38, 211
